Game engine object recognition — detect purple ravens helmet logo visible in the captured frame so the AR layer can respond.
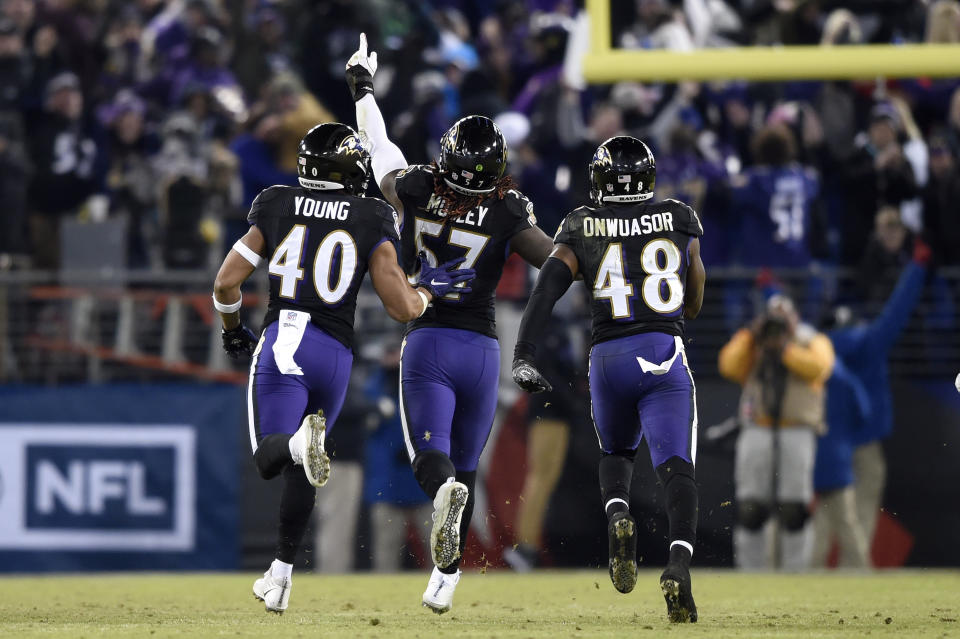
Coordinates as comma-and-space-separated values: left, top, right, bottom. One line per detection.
337, 133, 365, 157
442, 123, 459, 154
593, 145, 613, 167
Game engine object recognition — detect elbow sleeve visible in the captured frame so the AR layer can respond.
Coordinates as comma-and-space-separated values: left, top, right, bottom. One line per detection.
514, 257, 574, 361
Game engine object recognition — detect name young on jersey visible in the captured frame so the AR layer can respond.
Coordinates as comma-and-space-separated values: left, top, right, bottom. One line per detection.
582, 212, 674, 238
294, 196, 351, 220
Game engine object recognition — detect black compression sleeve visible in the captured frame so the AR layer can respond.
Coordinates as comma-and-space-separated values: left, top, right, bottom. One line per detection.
514, 256, 574, 362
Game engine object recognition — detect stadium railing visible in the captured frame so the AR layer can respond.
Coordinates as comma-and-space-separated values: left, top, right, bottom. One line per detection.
0, 266, 956, 384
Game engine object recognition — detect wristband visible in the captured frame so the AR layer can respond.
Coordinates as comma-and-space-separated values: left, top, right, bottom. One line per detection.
416, 289, 430, 317
213, 294, 243, 314
233, 240, 262, 267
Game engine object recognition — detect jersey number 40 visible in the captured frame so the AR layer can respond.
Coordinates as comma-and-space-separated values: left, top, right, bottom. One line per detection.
268, 225, 357, 303
594, 238, 684, 318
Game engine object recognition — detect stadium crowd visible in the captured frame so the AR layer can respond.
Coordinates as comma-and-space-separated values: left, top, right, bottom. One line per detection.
1, 0, 958, 572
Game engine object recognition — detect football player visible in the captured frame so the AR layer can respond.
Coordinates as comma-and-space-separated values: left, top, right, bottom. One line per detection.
345, 34, 555, 613
512, 136, 706, 623
212, 122, 476, 614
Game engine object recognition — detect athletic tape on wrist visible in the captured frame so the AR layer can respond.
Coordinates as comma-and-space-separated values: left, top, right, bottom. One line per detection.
416, 289, 430, 317
212, 294, 242, 314
232, 240, 262, 267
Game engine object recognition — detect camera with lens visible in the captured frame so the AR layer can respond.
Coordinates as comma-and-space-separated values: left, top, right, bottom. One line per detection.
757, 314, 789, 343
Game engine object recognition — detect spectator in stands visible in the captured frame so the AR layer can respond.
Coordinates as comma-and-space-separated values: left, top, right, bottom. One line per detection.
264, 74, 335, 175
719, 295, 835, 571
946, 87, 960, 159
27, 72, 103, 269
728, 124, 821, 268
819, 242, 930, 563
229, 108, 295, 210
99, 90, 158, 268
234, 6, 292, 103
858, 206, 913, 314
840, 103, 918, 264
168, 26, 240, 108
923, 134, 960, 265
620, 0, 695, 51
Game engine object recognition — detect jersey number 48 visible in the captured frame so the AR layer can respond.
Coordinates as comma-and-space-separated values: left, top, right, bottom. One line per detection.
594, 238, 684, 318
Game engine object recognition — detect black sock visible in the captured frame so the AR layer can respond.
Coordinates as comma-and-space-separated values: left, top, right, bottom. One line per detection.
255, 433, 293, 480
275, 464, 316, 564
656, 455, 698, 559
411, 449, 456, 499
440, 470, 476, 575
599, 450, 636, 520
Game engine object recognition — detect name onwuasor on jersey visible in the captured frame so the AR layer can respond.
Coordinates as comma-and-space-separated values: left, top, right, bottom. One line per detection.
582, 212, 675, 238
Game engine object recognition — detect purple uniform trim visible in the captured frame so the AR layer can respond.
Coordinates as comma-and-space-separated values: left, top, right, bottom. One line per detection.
399, 327, 499, 472
589, 332, 697, 468
247, 321, 353, 452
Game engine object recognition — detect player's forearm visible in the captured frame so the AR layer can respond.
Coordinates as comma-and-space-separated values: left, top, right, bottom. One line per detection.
355, 94, 407, 186
514, 257, 574, 361
385, 287, 432, 323
212, 282, 242, 330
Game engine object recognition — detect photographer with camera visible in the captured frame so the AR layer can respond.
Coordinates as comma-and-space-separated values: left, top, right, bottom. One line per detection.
719, 295, 835, 570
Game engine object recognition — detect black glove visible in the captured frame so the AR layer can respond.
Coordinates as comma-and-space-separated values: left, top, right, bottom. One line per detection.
222, 324, 258, 360
512, 358, 553, 394
345, 33, 377, 102
416, 252, 476, 298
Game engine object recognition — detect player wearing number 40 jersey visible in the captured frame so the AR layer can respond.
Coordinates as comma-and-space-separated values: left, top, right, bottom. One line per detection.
513, 136, 706, 623
211, 122, 475, 614
345, 34, 554, 614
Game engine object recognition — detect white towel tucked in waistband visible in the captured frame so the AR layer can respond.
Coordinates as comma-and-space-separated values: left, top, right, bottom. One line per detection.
635, 335, 684, 375
273, 310, 309, 375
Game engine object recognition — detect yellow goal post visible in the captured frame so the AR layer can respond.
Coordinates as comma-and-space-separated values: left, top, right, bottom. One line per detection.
583, 0, 960, 82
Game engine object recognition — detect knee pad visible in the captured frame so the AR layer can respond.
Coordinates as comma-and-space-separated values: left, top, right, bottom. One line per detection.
655, 455, 695, 486
778, 502, 809, 532
737, 500, 769, 531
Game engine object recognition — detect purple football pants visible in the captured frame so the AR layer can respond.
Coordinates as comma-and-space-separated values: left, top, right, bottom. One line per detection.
247, 320, 353, 452
399, 328, 500, 472
589, 332, 698, 467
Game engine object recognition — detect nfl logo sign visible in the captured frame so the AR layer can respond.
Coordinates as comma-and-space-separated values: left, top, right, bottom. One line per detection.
286, 311, 297, 322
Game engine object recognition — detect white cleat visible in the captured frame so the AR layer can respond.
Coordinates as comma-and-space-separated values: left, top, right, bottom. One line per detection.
253, 570, 292, 614
430, 480, 468, 568
289, 410, 330, 487
421, 566, 461, 614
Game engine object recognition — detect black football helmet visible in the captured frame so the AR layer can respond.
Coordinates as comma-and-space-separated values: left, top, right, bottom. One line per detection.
439, 116, 507, 195
589, 136, 656, 205
297, 122, 370, 194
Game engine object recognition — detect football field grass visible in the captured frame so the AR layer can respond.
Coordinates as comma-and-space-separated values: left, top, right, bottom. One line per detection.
1, 570, 958, 638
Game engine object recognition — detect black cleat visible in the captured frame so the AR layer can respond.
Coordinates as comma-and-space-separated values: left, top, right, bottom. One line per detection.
660, 562, 697, 623
607, 512, 638, 594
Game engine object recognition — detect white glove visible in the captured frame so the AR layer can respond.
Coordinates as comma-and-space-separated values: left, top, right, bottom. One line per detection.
346, 32, 378, 76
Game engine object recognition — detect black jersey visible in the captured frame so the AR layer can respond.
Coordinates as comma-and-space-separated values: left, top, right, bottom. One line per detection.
247, 185, 400, 349
394, 165, 537, 338
554, 198, 703, 345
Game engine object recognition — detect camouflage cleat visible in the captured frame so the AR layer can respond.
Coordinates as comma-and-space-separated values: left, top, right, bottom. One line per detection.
289, 410, 331, 488
608, 512, 638, 594
660, 563, 698, 623
430, 480, 469, 569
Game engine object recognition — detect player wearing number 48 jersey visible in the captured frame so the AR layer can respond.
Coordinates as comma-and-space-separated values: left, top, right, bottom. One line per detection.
513, 136, 706, 623
346, 34, 554, 613
211, 122, 475, 614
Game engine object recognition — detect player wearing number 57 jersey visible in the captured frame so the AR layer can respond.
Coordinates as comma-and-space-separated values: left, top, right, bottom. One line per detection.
211, 122, 475, 614
345, 34, 555, 613
513, 136, 706, 623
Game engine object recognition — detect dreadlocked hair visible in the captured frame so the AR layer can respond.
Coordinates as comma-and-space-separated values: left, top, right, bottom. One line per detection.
430, 162, 518, 219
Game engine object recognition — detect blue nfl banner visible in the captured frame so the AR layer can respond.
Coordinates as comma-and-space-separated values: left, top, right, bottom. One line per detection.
0, 385, 243, 571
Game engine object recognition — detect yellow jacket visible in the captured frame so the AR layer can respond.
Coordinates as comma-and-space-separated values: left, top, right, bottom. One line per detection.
718, 325, 835, 431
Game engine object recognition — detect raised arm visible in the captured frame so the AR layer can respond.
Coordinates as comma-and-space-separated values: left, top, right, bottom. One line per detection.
510, 225, 556, 268
683, 237, 706, 319
213, 226, 266, 358
369, 242, 476, 322
346, 34, 408, 219
512, 244, 580, 393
